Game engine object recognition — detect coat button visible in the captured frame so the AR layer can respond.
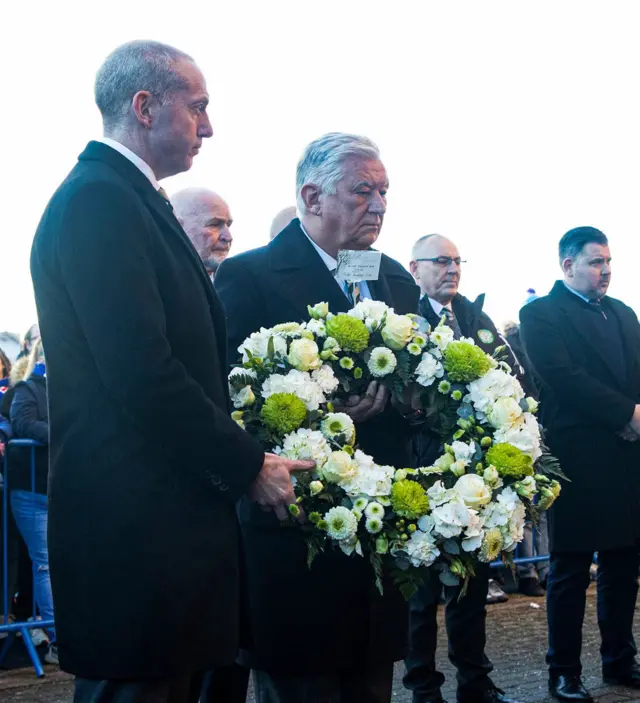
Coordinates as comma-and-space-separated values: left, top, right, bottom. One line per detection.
220, 483, 229, 492
210, 473, 222, 485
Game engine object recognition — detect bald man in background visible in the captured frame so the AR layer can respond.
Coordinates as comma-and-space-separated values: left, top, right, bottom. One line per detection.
269, 206, 297, 240
172, 188, 234, 278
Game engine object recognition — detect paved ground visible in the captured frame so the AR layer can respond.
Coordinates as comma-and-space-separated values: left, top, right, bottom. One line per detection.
2, 584, 640, 702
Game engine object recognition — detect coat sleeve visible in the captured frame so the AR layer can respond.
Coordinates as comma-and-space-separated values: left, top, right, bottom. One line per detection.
0, 413, 12, 444
46, 181, 264, 501
215, 255, 264, 364
519, 302, 635, 431
10, 384, 49, 445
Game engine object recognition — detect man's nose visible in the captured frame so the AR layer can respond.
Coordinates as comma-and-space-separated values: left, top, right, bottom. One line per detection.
219, 225, 233, 243
199, 112, 214, 139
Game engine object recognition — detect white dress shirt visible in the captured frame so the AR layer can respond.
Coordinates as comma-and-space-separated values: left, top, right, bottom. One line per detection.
299, 223, 373, 301
427, 297, 452, 316
98, 137, 161, 192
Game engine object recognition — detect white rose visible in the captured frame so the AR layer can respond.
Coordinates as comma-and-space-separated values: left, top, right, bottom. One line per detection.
233, 386, 255, 409
454, 474, 492, 508
288, 338, 321, 371
415, 352, 444, 387
381, 313, 414, 350
320, 451, 358, 484
310, 480, 324, 496
239, 329, 288, 362
308, 302, 329, 319
487, 396, 523, 430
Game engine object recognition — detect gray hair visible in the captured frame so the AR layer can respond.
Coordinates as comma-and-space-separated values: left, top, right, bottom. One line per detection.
95, 40, 193, 130
295, 132, 381, 214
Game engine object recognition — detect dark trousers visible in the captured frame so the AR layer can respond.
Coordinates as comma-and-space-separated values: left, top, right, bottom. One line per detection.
252, 661, 394, 703
200, 664, 249, 702
547, 547, 639, 677
404, 564, 493, 702
74, 674, 204, 703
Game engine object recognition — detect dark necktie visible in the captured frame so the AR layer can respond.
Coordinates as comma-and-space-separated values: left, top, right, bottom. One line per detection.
589, 299, 607, 320
442, 307, 462, 339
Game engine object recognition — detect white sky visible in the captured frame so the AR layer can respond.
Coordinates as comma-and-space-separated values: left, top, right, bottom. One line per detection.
3, 1, 640, 336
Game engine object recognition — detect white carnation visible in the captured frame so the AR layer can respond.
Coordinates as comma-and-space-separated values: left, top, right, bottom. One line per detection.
487, 396, 523, 430
467, 369, 525, 416
261, 369, 326, 411
493, 414, 542, 461
415, 352, 444, 387
239, 328, 287, 362
427, 480, 456, 507
348, 300, 392, 332
431, 499, 472, 538
307, 319, 327, 338
311, 365, 340, 396
405, 530, 441, 567
277, 428, 332, 469
451, 440, 477, 466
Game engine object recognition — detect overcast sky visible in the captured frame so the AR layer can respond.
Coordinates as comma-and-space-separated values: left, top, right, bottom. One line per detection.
3, 1, 640, 336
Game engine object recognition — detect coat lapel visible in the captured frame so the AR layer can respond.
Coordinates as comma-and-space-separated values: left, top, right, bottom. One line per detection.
268, 221, 352, 320
551, 281, 627, 389
78, 141, 229, 373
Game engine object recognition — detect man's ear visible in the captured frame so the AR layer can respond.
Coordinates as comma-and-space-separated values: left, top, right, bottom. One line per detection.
301, 184, 322, 215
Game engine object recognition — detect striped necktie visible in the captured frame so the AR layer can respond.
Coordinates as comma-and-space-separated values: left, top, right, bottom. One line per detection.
442, 307, 462, 339
342, 280, 361, 305
157, 187, 173, 210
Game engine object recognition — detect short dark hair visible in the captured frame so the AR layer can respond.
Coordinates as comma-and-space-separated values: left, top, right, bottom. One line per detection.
559, 226, 608, 261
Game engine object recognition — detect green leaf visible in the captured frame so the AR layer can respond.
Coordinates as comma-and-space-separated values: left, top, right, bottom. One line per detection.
267, 336, 275, 360
370, 551, 384, 596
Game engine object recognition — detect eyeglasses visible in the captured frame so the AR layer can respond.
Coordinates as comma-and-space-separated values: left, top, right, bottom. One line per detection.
415, 256, 466, 267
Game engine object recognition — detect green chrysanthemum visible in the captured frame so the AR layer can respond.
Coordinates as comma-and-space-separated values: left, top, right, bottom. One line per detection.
260, 393, 307, 434
390, 480, 430, 519
481, 527, 504, 562
485, 443, 534, 479
444, 341, 493, 383
340, 356, 355, 370
325, 314, 370, 353
438, 380, 452, 395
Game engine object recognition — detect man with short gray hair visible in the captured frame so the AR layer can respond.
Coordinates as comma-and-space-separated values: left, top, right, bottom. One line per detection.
216, 132, 420, 703
30, 40, 313, 703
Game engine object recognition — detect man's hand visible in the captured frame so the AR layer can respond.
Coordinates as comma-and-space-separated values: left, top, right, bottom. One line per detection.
249, 453, 314, 521
333, 381, 389, 423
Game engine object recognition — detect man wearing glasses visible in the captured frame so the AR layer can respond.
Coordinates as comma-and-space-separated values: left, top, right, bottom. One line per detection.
403, 234, 522, 703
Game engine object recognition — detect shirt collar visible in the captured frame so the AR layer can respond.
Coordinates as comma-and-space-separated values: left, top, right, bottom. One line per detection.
425, 296, 452, 316
299, 221, 338, 273
563, 281, 597, 305
98, 137, 161, 191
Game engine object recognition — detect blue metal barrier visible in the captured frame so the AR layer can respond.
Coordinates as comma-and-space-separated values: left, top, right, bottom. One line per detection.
0, 439, 53, 677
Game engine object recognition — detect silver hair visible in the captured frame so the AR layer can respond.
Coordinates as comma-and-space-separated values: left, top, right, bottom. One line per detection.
295, 132, 381, 214
95, 40, 194, 130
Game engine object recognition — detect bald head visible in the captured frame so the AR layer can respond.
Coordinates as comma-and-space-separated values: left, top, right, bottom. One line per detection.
270, 206, 297, 240
410, 234, 462, 304
171, 188, 233, 275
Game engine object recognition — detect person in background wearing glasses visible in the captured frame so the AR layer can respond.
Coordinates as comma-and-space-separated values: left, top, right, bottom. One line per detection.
402, 234, 523, 703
